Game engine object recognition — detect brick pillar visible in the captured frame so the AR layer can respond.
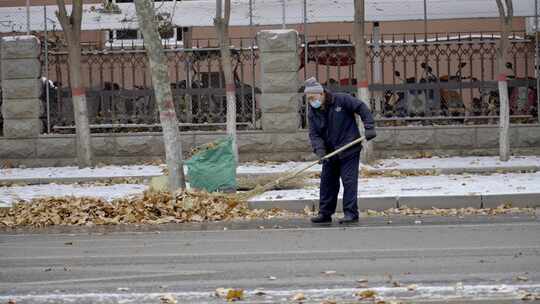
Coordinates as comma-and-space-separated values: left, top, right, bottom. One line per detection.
257, 30, 300, 132
1, 36, 42, 137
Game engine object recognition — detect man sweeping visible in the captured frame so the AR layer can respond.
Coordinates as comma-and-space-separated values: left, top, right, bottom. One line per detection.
305, 77, 376, 224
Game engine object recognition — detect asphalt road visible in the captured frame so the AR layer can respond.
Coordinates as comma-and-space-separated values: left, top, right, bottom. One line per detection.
1, 215, 539, 303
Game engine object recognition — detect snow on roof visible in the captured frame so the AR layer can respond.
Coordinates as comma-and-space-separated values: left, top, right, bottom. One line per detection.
0, 0, 536, 33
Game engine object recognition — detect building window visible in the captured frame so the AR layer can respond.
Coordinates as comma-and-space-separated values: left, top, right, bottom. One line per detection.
106, 27, 186, 49
105, 0, 183, 48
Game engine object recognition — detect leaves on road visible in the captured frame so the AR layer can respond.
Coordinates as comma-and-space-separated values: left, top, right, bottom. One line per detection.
355, 290, 377, 299
516, 275, 529, 282
253, 289, 266, 296
364, 204, 534, 217
322, 270, 337, 275
159, 294, 177, 304
521, 293, 537, 301
226, 289, 244, 302
0, 190, 301, 228
215, 288, 244, 302
406, 284, 418, 291
291, 292, 306, 301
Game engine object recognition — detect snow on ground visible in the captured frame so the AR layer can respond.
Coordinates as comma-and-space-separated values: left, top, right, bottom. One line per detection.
372, 155, 540, 171
2, 171, 540, 207
239, 155, 540, 174
2, 283, 540, 304
0, 184, 148, 208
2, 156, 540, 182
0, 165, 163, 182
1, 156, 540, 208
249, 171, 540, 202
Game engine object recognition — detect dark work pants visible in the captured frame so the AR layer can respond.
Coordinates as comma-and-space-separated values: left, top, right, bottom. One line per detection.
318, 152, 360, 218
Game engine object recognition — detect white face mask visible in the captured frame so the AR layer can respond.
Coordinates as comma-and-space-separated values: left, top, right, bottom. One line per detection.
310, 99, 321, 108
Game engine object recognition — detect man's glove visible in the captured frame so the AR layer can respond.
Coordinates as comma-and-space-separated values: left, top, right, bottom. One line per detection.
315, 149, 329, 165
365, 128, 377, 141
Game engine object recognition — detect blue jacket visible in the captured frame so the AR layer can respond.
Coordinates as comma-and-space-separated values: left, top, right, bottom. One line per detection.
308, 91, 375, 159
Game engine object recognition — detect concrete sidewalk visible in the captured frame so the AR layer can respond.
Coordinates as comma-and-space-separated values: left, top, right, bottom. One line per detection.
247, 172, 540, 212
1, 156, 540, 185
2, 171, 540, 211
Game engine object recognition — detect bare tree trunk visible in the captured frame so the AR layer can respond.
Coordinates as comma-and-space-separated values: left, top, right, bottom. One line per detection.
56, 0, 92, 168
214, 0, 239, 163
135, 0, 186, 191
353, 0, 374, 163
495, 0, 513, 161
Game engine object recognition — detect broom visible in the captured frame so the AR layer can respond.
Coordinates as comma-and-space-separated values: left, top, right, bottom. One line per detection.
238, 136, 366, 200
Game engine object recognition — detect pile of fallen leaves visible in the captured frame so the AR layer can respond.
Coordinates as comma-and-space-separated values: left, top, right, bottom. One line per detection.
364, 203, 535, 217
0, 190, 299, 228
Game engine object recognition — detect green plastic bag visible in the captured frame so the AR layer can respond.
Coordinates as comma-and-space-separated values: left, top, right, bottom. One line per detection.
185, 136, 237, 192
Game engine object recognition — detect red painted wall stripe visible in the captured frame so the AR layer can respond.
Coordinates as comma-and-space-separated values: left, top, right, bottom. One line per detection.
226, 83, 236, 92
71, 87, 85, 97
160, 111, 177, 119
357, 80, 369, 88
163, 99, 175, 110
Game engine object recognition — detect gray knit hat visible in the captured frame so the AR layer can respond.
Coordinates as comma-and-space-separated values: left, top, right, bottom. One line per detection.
304, 77, 324, 94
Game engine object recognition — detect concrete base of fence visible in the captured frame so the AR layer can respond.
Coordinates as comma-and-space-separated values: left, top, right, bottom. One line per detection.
0, 124, 540, 167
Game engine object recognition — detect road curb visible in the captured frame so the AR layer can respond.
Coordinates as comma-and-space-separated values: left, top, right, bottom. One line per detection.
248, 192, 540, 212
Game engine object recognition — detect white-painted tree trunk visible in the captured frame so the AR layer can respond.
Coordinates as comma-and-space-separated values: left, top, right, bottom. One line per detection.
495, 0, 513, 161
215, 0, 239, 165
498, 79, 510, 160
134, 0, 186, 192
353, 0, 374, 164
56, 0, 92, 168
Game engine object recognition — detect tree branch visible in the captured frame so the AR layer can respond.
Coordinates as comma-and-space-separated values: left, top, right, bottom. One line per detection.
224, 0, 231, 26
506, 0, 513, 18
72, 0, 83, 35
55, 0, 69, 30
354, 0, 362, 24
495, 0, 505, 18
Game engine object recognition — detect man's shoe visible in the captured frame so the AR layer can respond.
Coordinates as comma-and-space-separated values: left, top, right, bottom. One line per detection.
310, 214, 332, 223
338, 216, 359, 224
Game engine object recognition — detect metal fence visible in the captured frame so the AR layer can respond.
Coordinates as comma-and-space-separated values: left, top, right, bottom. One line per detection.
42, 37, 260, 133
1, 30, 538, 135
298, 31, 539, 127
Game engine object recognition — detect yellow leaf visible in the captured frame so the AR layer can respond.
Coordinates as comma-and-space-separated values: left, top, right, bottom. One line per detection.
226, 289, 244, 302
355, 290, 377, 299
